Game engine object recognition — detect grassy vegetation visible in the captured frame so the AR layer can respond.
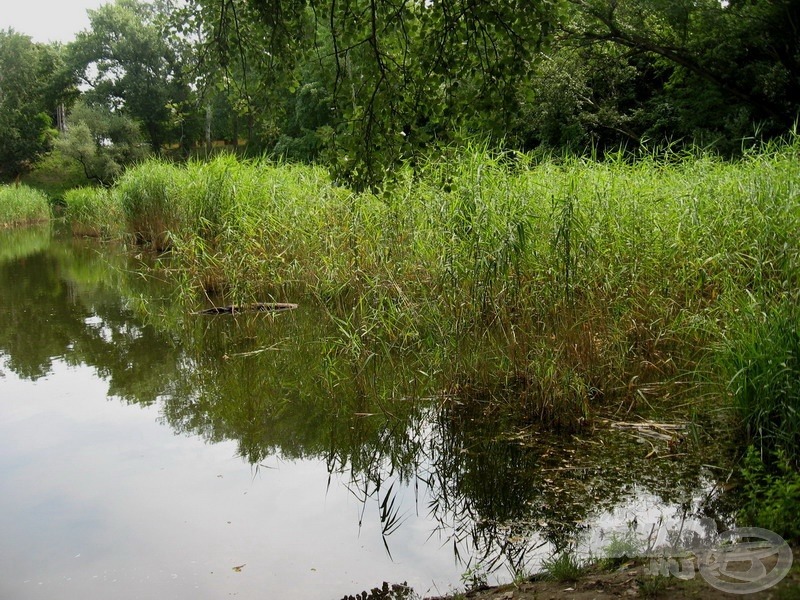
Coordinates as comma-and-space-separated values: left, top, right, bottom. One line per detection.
597, 530, 643, 570
721, 301, 800, 465
113, 159, 189, 251
0, 184, 52, 227
60, 138, 800, 440
740, 446, 800, 542
21, 149, 93, 202
540, 550, 584, 582
63, 187, 125, 238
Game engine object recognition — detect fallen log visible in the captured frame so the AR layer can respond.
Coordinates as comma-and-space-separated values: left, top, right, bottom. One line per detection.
193, 302, 298, 315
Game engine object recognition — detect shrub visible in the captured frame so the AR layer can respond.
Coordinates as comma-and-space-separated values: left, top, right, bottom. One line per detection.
740, 446, 800, 542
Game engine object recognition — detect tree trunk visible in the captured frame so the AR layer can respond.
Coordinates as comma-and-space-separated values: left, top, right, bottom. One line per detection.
205, 102, 213, 156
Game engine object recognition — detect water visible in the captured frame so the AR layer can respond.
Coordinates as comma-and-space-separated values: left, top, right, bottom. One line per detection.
0, 226, 733, 599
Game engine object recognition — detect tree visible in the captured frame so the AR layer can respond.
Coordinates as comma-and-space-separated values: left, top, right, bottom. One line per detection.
68, 0, 200, 152
0, 30, 59, 180
176, 0, 799, 182
182, 0, 557, 186
563, 0, 800, 144
56, 100, 150, 186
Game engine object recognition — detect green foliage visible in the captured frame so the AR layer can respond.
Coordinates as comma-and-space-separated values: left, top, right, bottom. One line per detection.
515, 42, 644, 151
0, 184, 52, 227
63, 186, 124, 237
18, 0, 789, 188
169, 0, 800, 186
541, 550, 584, 581
740, 446, 800, 542
273, 80, 334, 162
565, 0, 800, 147
67, 0, 198, 152
10, 0, 792, 187
722, 300, 800, 465
56, 100, 150, 185
0, 30, 59, 180
186, 0, 559, 186
21, 148, 92, 201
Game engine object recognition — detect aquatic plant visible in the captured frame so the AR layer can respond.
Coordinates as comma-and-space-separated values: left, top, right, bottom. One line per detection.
0, 184, 51, 227
63, 186, 124, 238
58, 135, 800, 433
113, 159, 187, 250
740, 446, 800, 542
722, 300, 800, 466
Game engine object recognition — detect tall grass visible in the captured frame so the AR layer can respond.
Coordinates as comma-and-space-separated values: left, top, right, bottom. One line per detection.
113, 159, 188, 251
721, 300, 800, 466
0, 184, 51, 227
59, 138, 800, 430
172, 154, 350, 300
63, 187, 124, 238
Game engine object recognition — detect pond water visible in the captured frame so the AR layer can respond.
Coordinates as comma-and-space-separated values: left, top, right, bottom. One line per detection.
0, 226, 734, 599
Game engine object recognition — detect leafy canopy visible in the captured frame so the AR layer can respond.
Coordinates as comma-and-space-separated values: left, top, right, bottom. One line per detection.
68, 0, 199, 152
0, 30, 61, 180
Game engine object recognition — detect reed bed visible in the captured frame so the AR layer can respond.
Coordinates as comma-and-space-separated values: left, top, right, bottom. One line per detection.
63, 187, 125, 238
0, 184, 51, 227
114, 159, 188, 251
62, 138, 800, 434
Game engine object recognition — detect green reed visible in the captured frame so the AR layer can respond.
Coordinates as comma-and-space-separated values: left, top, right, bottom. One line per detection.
60, 137, 800, 431
63, 186, 125, 238
113, 159, 188, 251
720, 299, 800, 466
0, 184, 51, 227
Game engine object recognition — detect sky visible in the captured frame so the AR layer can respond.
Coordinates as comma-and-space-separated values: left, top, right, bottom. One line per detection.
1, 0, 109, 44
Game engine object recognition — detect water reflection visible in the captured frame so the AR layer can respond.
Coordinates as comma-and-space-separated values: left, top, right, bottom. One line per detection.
0, 228, 733, 595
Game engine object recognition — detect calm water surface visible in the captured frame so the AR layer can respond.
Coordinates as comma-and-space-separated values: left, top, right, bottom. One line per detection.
0, 226, 732, 599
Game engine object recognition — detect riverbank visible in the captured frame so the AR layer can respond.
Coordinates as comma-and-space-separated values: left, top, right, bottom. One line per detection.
426, 546, 800, 599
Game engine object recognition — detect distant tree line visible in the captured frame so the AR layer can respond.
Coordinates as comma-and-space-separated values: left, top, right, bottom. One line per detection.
1, 0, 798, 186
